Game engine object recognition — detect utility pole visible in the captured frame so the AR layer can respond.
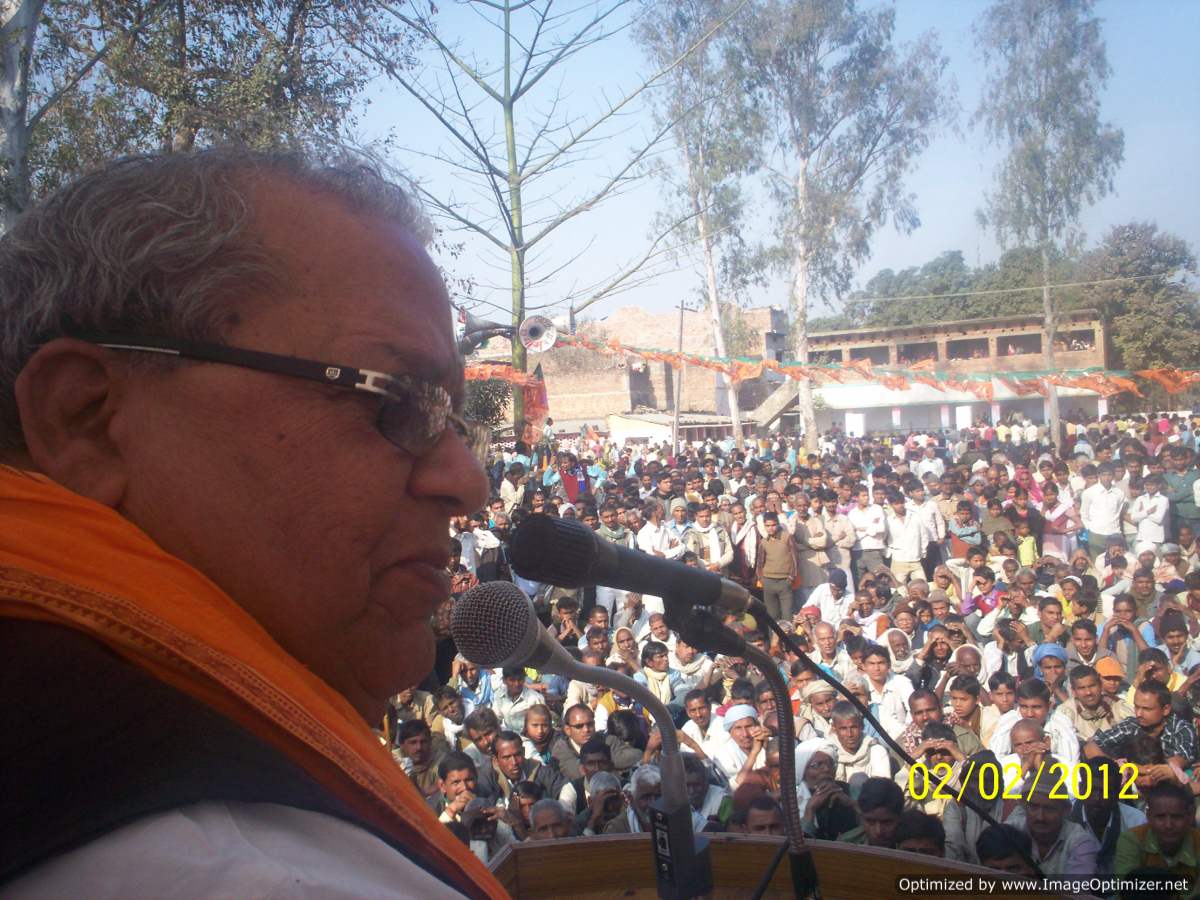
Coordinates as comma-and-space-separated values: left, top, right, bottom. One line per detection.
671, 299, 686, 455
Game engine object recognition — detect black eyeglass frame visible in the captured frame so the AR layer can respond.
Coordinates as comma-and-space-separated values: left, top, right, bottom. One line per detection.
67, 331, 472, 456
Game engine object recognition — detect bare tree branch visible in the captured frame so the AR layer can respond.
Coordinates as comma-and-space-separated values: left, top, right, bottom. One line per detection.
28, 0, 173, 131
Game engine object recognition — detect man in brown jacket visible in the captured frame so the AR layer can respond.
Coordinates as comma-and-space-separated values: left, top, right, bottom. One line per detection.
756, 511, 798, 620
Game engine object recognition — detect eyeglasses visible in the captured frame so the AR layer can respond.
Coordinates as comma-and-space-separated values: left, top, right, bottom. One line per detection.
70, 332, 472, 458
565, 720, 595, 730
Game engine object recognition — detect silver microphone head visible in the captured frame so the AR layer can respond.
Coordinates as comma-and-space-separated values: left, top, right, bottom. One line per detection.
450, 581, 539, 668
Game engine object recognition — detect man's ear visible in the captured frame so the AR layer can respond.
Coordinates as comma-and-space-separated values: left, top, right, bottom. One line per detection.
13, 338, 130, 507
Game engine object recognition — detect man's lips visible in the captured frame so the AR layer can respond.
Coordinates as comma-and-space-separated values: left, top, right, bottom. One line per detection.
375, 562, 452, 622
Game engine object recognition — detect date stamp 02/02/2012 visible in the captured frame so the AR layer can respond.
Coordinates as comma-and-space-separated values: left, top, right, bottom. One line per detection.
907, 760, 1139, 803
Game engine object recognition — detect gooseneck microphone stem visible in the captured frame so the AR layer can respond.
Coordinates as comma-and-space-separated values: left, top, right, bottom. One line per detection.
750, 599, 1045, 881
739, 642, 804, 857
449, 582, 710, 899
578, 664, 684, 810
740, 641, 821, 900
662, 599, 819, 899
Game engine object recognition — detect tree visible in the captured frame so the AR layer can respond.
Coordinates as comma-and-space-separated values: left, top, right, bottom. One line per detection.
735, 0, 951, 449
974, 0, 1124, 448
845, 245, 1080, 326
1079, 222, 1200, 407
464, 377, 513, 428
636, 0, 762, 448
351, 0, 739, 432
1, 0, 406, 227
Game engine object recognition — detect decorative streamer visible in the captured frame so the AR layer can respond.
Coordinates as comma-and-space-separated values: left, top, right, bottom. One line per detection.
468, 335, 1199, 399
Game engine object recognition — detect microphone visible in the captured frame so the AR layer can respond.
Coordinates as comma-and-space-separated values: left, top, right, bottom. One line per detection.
451, 582, 712, 899
508, 513, 751, 614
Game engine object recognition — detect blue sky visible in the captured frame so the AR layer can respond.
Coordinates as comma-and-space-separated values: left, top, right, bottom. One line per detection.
359, 0, 1200, 325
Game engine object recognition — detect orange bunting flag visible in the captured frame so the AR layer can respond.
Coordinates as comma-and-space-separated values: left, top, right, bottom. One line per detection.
730, 360, 765, 383
507, 330, 1185, 401
521, 364, 549, 445
971, 380, 995, 402
945, 378, 994, 402
464, 363, 540, 387
1136, 368, 1200, 394
845, 358, 874, 379
999, 377, 1047, 397
1104, 375, 1143, 397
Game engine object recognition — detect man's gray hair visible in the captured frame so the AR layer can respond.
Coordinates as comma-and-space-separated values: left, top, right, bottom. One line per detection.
628, 763, 662, 792
589, 771, 621, 794
529, 798, 571, 825
0, 146, 430, 449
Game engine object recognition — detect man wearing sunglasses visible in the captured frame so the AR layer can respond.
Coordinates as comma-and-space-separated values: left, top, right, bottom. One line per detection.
0, 150, 503, 897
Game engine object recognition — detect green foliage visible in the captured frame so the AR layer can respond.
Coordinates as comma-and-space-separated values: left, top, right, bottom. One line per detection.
735, 0, 955, 299
844, 246, 1080, 326
974, 0, 1124, 250
639, 0, 764, 289
839, 224, 1200, 395
464, 379, 513, 429
18, 1, 410, 212
719, 303, 760, 358
1078, 222, 1200, 373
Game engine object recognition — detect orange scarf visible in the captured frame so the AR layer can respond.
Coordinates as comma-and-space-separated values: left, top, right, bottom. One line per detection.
0, 467, 506, 899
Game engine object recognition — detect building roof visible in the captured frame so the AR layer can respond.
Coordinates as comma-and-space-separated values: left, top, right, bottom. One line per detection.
609, 412, 758, 426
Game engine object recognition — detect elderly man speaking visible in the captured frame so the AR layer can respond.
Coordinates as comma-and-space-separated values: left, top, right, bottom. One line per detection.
0, 150, 505, 898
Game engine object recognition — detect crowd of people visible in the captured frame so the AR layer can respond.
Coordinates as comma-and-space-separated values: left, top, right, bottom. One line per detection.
391, 411, 1200, 894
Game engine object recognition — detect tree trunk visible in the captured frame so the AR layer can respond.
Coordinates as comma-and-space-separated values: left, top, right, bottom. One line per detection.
502, 0, 527, 434
1041, 242, 1061, 456
792, 166, 818, 452
0, 0, 43, 231
690, 149, 743, 450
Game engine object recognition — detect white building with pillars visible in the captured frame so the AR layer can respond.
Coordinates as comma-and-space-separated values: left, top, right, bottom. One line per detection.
755, 309, 1111, 435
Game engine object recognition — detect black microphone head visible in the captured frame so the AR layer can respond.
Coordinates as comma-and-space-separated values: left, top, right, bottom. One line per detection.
450, 581, 539, 668
509, 513, 595, 587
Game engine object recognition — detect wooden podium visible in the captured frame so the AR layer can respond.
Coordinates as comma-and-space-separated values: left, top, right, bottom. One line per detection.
489, 833, 1056, 898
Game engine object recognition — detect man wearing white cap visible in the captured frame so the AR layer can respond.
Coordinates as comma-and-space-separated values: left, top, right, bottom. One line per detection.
712, 704, 769, 789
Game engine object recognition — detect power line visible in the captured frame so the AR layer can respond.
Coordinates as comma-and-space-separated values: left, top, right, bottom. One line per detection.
843, 272, 1182, 307
457, 270, 1185, 319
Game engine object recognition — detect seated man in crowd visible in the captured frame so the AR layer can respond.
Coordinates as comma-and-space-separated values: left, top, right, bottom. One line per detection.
393, 719, 446, 799
1003, 769, 1100, 876
1069, 757, 1146, 876
685, 753, 731, 831
988, 679, 1079, 770
682, 689, 730, 758
829, 701, 889, 791
493, 666, 543, 732
551, 703, 642, 781
1057, 664, 1132, 742
893, 810, 947, 858
1085, 681, 1199, 780
714, 704, 771, 789
729, 796, 786, 836
602, 765, 662, 835
898, 689, 982, 758
527, 799, 574, 841
477, 730, 572, 810
975, 825, 1038, 876
1115, 782, 1200, 885
433, 752, 483, 824
836, 777, 904, 848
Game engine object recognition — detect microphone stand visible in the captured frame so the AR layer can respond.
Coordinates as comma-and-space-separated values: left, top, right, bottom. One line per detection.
585, 661, 712, 899
663, 599, 820, 900
749, 600, 1046, 881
